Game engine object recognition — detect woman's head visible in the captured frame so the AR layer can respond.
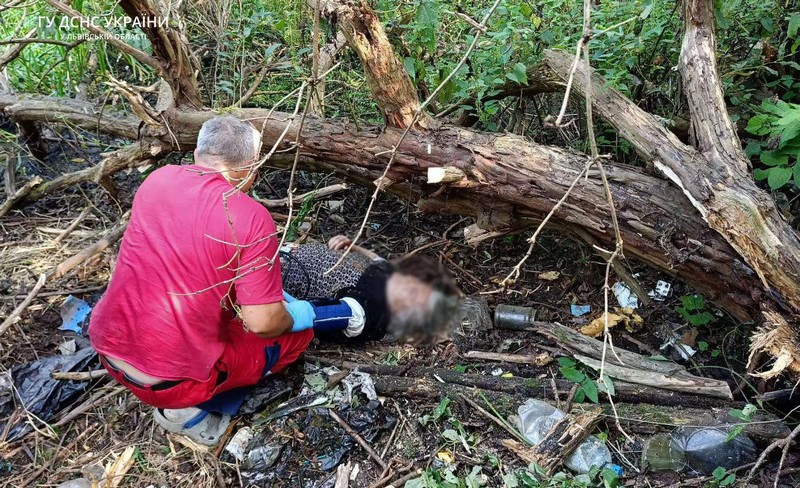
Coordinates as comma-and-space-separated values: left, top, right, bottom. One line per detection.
385, 254, 461, 340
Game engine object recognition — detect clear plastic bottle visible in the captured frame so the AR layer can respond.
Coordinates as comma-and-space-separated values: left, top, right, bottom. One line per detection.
642, 426, 757, 475
518, 399, 621, 475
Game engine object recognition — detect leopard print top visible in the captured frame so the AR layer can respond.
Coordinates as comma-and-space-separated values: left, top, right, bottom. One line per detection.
280, 243, 380, 299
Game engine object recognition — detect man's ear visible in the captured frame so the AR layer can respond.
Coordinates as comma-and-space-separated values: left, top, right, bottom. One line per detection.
252, 127, 262, 159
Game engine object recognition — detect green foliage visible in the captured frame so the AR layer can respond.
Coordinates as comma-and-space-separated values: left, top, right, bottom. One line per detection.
284, 192, 315, 241
711, 467, 736, 487
726, 403, 757, 441
675, 295, 716, 327
747, 99, 800, 190
405, 466, 487, 488
557, 357, 614, 404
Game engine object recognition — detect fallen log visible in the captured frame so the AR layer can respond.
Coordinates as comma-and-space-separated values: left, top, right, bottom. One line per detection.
367, 375, 789, 443
308, 356, 737, 409
528, 321, 733, 400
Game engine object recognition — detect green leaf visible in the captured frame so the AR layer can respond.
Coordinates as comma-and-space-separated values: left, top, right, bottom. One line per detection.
793, 164, 800, 188
754, 168, 770, 181
557, 357, 577, 368
582, 378, 599, 403
698, 341, 709, 351
561, 367, 586, 383
720, 474, 736, 486
761, 150, 790, 166
465, 466, 486, 488
746, 114, 772, 135
506, 63, 528, 85
601, 467, 620, 488
745, 141, 762, 157
688, 311, 716, 326
574, 388, 586, 403
712, 466, 727, 481
640, 3, 654, 20
441, 429, 461, 443
416, 0, 439, 29
789, 13, 800, 38
434, 397, 451, 420
502, 473, 519, 488
403, 57, 417, 81
767, 166, 793, 189
598, 374, 615, 396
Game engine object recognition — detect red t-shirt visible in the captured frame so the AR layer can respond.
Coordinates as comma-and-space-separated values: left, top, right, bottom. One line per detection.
89, 164, 284, 381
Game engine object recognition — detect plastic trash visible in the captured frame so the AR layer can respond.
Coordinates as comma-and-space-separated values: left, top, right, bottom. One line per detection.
59, 295, 92, 335
570, 304, 591, 317
612, 282, 639, 309
518, 399, 620, 475
642, 426, 757, 475
225, 427, 254, 462
0, 347, 97, 440
649, 280, 672, 301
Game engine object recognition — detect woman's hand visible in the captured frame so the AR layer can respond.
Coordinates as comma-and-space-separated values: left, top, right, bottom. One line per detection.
328, 235, 352, 251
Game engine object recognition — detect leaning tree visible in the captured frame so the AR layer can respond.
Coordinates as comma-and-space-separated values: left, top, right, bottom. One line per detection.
1, 0, 798, 378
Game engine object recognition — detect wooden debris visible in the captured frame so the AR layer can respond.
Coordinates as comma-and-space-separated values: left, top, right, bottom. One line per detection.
500, 409, 601, 475
0, 176, 42, 218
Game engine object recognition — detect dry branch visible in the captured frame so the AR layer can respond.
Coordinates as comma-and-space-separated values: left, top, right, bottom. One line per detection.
0, 176, 42, 218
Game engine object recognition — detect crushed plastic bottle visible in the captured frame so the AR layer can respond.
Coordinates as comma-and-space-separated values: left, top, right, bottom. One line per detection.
518, 399, 622, 475
642, 426, 757, 475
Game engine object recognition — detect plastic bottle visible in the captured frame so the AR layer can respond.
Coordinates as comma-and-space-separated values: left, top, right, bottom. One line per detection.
518, 399, 622, 475
642, 426, 757, 475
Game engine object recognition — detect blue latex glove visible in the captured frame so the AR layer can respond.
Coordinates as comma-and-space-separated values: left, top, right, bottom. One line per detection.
283, 291, 316, 332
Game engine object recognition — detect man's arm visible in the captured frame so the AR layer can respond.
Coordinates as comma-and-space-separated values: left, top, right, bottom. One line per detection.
240, 302, 293, 338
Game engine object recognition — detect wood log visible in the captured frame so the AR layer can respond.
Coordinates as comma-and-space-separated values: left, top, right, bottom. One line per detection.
367, 375, 789, 443
528, 321, 733, 399
0, 92, 765, 328
308, 356, 738, 409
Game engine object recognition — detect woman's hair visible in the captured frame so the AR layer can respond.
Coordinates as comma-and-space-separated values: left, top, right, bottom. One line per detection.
388, 254, 462, 341
391, 254, 461, 298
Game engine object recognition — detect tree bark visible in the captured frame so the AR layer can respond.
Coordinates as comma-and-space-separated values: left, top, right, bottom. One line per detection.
315, 0, 432, 128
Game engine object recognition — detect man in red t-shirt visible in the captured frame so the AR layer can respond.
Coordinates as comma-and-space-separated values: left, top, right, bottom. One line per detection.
89, 116, 321, 445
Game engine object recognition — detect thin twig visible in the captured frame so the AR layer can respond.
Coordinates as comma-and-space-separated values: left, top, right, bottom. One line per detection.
329, 410, 388, 469
460, 394, 528, 445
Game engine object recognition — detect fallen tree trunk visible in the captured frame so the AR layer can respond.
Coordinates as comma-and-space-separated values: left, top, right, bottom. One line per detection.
0, 92, 765, 323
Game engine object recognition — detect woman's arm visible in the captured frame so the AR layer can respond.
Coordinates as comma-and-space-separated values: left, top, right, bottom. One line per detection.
328, 235, 382, 260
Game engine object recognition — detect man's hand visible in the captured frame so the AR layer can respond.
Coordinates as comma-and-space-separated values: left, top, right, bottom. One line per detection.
282, 291, 316, 332
328, 235, 352, 251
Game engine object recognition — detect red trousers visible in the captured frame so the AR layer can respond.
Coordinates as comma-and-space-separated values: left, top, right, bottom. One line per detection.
101, 320, 314, 409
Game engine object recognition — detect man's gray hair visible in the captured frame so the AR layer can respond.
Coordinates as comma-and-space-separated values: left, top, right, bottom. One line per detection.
196, 116, 258, 167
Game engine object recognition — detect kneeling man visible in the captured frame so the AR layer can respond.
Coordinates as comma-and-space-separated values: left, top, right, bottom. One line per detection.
90, 116, 330, 444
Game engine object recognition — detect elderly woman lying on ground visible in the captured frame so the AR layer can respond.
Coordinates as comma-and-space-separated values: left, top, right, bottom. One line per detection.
281, 234, 462, 343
